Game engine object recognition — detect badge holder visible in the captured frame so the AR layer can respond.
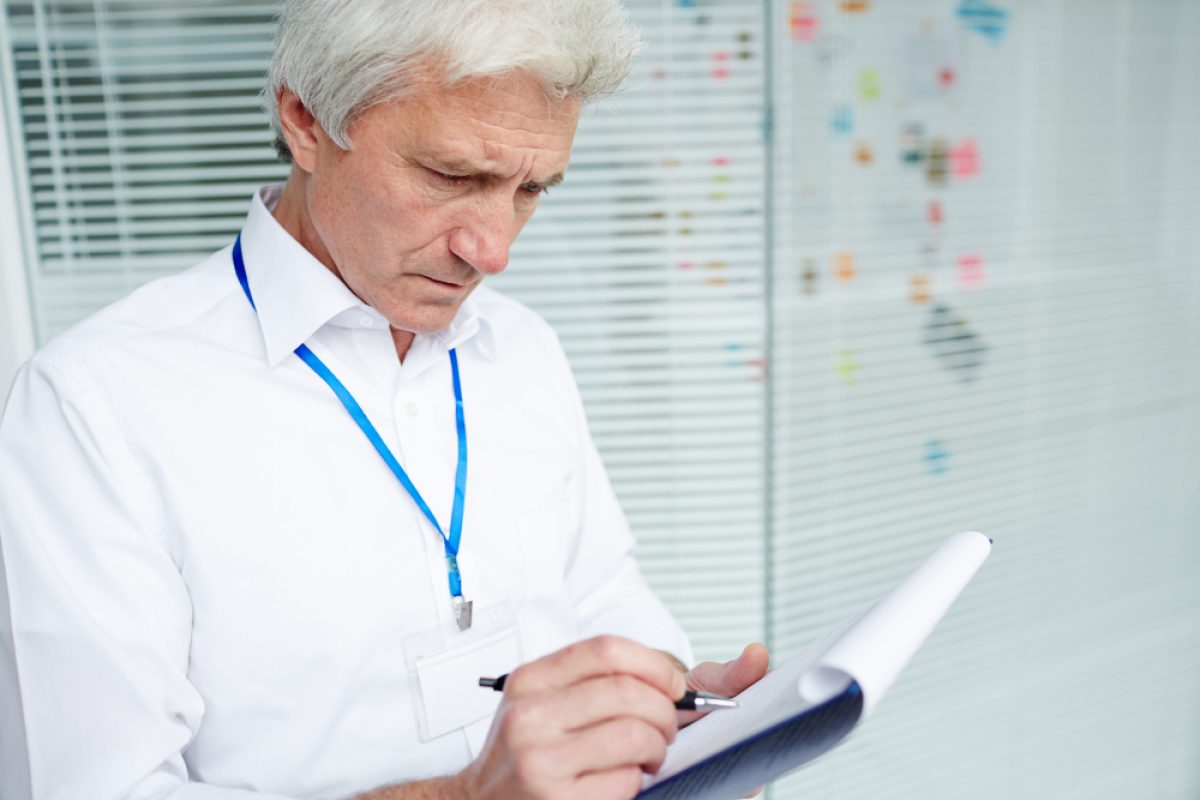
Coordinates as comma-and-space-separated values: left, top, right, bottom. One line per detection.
403, 601, 522, 743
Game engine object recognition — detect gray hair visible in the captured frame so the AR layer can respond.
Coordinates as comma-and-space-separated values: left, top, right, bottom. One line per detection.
264, 0, 643, 162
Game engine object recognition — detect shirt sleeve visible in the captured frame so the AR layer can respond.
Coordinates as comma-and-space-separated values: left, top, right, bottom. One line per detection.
0, 357, 297, 800
538, 329, 696, 668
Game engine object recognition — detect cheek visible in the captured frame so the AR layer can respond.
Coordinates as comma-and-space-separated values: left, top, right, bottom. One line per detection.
305, 159, 364, 262
349, 173, 454, 263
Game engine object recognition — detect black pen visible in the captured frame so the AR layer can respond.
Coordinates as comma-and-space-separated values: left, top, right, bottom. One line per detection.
479, 674, 740, 712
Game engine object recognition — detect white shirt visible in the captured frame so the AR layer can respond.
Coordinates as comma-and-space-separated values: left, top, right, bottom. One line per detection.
0, 185, 692, 800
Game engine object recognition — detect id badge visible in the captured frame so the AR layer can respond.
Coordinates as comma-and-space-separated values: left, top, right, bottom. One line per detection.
403, 601, 522, 745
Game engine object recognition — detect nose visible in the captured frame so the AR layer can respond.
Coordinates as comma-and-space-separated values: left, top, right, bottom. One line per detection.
448, 192, 516, 276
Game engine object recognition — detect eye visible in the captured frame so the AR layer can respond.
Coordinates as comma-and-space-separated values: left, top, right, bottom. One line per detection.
426, 168, 469, 187
520, 182, 549, 197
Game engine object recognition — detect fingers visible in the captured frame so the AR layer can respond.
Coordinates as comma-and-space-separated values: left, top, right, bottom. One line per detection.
553, 674, 679, 743
686, 642, 770, 696
573, 767, 644, 800
550, 716, 671, 776
495, 671, 678, 750
464, 637, 688, 800
506, 635, 687, 700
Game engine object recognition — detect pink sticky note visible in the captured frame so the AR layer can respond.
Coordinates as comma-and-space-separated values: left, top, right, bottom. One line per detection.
956, 253, 985, 287
950, 138, 980, 178
790, 2, 819, 42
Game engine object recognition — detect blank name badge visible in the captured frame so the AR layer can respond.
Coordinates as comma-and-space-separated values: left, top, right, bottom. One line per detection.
405, 602, 522, 742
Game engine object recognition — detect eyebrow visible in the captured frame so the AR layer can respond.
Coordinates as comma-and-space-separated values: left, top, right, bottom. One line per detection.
428, 155, 565, 190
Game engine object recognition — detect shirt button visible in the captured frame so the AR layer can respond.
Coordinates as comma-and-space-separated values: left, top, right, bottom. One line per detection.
406, 402, 419, 417
359, 316, 374, 328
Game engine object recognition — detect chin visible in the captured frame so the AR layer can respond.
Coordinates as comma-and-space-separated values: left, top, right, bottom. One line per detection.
386, 306, 463, 336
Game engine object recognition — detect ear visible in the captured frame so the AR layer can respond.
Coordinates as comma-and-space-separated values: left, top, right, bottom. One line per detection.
276, 88, 323, 173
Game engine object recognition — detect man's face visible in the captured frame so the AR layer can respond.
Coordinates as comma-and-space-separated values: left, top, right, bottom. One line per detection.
298, 71, 581, 335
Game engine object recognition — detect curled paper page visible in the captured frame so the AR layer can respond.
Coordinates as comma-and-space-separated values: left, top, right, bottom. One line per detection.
798, 530, 992, 715
639, 531, 991, 799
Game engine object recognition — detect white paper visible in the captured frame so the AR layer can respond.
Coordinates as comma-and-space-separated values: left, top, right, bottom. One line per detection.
799, 530, 992, 715
642, 531, 991, 792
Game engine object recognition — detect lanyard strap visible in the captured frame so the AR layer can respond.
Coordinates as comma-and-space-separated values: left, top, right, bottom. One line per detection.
232, 234, 468, 597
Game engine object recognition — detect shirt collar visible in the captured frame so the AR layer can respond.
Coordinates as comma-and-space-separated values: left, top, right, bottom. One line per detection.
238, 183, 494, 366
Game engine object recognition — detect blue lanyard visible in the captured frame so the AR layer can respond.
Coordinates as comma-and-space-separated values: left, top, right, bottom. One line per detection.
232, 234, 473, 629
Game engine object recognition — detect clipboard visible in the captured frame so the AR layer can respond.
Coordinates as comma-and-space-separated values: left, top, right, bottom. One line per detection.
638, 531, 992, 800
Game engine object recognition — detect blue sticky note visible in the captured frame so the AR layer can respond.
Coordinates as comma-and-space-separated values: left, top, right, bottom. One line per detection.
831, 105, 853, 135
957, 0, 1009, 42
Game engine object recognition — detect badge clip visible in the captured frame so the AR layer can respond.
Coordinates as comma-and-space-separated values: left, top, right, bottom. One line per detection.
454, 595, 474, 631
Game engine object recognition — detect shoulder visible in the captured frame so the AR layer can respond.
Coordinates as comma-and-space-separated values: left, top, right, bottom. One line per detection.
28, 246, 248, 384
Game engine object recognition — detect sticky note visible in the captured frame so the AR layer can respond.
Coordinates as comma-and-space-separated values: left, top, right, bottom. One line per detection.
790, 2, 819, 42
926, 138, 949, 185
957, 0, 1009, 42
855, 141, 873, 165
925, 440, 950, 475
910, 274, 932, 304
802, 258, 819, 295
956, 253, 985, 286
711, 50, 732, 80
836, 349, 859, 385
834, 252, 856, 281
901, 122, 924, 164
831, 105, 853, 135
929, 200, 944, 225
858, 69, 881, 101
950, 138, 980, 178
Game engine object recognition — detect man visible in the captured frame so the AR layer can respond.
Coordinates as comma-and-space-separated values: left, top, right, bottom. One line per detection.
0, 1, 768, 798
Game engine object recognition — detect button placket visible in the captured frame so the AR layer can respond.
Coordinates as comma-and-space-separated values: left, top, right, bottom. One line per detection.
393, 358, 461, 630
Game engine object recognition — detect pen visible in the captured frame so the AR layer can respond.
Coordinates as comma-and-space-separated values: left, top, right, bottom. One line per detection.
479, 674, 740, 712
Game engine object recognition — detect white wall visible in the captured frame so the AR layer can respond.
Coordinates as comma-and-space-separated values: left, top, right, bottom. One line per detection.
0, 16, 35, 397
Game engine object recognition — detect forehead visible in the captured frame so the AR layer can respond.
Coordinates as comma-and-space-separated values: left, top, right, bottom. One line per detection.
355, 71, 581, 177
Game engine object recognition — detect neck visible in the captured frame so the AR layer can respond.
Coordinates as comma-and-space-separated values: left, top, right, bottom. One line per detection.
271, 172, 416, 362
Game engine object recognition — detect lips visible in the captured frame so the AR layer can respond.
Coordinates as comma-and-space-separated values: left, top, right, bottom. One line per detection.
419, 274, 474, 292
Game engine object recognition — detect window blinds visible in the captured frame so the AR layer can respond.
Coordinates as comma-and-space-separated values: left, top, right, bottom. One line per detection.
768, 2, 1200, 799
3, 1, 1199, 799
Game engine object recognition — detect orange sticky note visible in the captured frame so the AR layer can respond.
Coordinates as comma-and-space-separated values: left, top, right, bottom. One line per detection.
834, 252, 856, 281
910, 273, 932, 303
789, 2, 819, 42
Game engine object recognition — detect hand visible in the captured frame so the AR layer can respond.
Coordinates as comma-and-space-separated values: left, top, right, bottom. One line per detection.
456, 636, 687, 800
677, 643, 770, 798
677, 643, 770, 729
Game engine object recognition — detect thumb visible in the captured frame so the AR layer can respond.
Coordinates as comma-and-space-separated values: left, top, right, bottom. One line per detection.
686, 643, 770, 696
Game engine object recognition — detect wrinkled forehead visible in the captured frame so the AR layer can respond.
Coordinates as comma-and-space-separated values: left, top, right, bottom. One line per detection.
355, 70, 582, 177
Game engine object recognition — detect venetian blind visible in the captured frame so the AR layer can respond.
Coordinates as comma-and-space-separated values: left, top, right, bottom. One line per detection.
768, 1, 1200, 799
